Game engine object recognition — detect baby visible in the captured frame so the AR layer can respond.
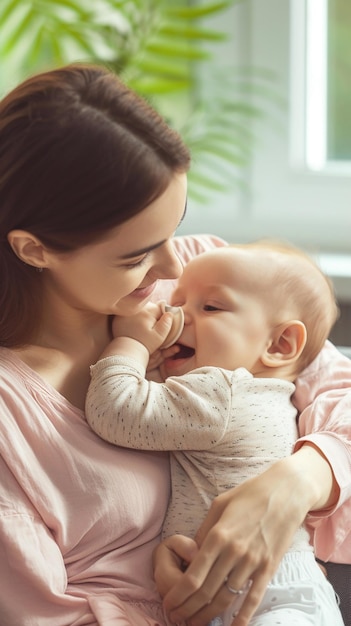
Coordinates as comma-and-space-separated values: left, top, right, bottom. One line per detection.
86, 241, 343, 626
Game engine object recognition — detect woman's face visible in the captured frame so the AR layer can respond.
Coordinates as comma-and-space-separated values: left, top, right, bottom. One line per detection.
43, 173, 187, 317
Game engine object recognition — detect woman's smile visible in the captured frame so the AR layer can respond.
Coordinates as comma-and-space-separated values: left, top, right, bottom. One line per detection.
130, 281, 158, 299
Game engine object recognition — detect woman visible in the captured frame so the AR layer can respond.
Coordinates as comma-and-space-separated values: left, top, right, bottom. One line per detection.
0, 63, 350, 626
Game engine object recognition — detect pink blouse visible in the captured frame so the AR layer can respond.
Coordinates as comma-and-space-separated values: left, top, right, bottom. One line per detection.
0, 348, 170, 625
0, 234, 350, 626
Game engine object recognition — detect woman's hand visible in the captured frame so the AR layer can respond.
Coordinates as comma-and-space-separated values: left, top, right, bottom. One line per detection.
159, 444, 337, 626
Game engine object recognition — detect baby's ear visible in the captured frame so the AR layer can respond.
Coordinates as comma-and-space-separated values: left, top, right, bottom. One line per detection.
261, 321, 307, 368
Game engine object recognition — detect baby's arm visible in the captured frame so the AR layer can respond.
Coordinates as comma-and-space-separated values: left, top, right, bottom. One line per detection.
86, 357, 231, 452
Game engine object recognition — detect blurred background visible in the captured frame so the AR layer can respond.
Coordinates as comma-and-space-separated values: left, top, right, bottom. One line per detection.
0, 0, 350, 346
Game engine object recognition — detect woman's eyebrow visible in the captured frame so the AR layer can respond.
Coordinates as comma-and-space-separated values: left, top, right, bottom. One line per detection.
120, 200, 187, 260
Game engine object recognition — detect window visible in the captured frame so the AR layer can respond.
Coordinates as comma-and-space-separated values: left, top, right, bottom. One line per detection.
291, 0, 351, 171
181, 0, 351, 256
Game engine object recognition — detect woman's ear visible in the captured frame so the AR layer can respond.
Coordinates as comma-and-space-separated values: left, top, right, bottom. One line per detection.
7, 229, 48, 270
261, 321, 307, 368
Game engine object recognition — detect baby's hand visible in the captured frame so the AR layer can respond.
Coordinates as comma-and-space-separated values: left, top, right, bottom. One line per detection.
112, 303, 173, 355
147, 344, 180, 375
153, 534, 199, 599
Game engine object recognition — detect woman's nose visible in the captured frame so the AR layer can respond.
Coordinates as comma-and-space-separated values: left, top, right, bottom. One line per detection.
149, 241, 184, 280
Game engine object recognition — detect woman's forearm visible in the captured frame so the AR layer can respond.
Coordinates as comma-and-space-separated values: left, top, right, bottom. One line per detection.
287, 442, 340, 511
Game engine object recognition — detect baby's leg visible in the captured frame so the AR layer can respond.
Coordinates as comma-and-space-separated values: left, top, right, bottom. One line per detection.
246, 552, 343, 626
210, 551, 343, 626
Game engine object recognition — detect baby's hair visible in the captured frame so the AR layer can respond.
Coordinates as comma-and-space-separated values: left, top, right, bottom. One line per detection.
230, 239, 339, 371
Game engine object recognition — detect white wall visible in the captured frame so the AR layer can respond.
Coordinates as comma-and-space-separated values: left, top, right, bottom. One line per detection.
179, 0, 351, 257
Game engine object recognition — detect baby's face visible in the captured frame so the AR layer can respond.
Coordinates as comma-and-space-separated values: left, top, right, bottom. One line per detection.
161, 247, 275, 378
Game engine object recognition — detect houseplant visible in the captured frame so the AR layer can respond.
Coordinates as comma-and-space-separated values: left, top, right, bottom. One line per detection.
0, 0, 273, 203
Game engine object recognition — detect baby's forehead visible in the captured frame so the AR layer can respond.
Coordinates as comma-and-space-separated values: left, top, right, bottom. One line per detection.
188, 247, 242, 267
179, 247, 266, 290
185, 246, 262, 277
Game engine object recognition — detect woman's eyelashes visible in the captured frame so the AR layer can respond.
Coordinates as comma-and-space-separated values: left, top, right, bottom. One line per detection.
123, 254, 149, 269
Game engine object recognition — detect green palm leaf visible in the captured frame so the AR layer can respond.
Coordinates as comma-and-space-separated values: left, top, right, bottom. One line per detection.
0, 0, 277, 203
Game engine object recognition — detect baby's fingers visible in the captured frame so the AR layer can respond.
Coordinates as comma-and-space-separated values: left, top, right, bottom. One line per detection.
147, 350, 164, 371
154, 312, 173, 340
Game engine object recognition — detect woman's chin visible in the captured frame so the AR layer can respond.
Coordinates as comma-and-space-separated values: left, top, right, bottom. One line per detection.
114, 282, 157, 316
114, 297, 149, 317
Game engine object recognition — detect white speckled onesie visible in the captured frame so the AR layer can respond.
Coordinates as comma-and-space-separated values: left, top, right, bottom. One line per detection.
86, 363, 344, 626
210, 552, 343, 626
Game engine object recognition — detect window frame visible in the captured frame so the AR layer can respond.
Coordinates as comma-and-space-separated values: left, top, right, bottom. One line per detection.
290, 0, 351, 173
180, 0, 351, 256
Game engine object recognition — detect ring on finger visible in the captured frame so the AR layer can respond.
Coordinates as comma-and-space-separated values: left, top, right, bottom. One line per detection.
224, 576, 245, 595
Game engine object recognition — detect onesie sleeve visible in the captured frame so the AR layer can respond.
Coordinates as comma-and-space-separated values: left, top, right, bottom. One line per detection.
86, 359, 232, 451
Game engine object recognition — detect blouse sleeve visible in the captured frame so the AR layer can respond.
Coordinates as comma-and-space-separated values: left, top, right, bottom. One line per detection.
293, 340, 351, 561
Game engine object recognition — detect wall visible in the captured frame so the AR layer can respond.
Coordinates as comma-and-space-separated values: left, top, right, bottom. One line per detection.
179, 0, 351, 344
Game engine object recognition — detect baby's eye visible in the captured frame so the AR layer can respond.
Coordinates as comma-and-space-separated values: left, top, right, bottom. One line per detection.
203, 304, 221, 311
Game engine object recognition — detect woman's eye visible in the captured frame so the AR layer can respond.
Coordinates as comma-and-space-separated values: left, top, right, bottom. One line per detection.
123, 254, 148, 269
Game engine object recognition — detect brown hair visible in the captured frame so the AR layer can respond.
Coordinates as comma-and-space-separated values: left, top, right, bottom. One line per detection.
0, 63, 191, 346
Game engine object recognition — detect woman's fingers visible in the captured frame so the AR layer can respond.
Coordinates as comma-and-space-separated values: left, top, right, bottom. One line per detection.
161, 452, 325, 625
187, 568, 270, 626
164, 550, 275, 626
163, 540, 270, 625
228, 576, 269, 626
163, 462, 307, 625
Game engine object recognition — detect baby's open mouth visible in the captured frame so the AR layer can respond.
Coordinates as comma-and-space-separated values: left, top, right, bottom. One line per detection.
172, 344, 195, 360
